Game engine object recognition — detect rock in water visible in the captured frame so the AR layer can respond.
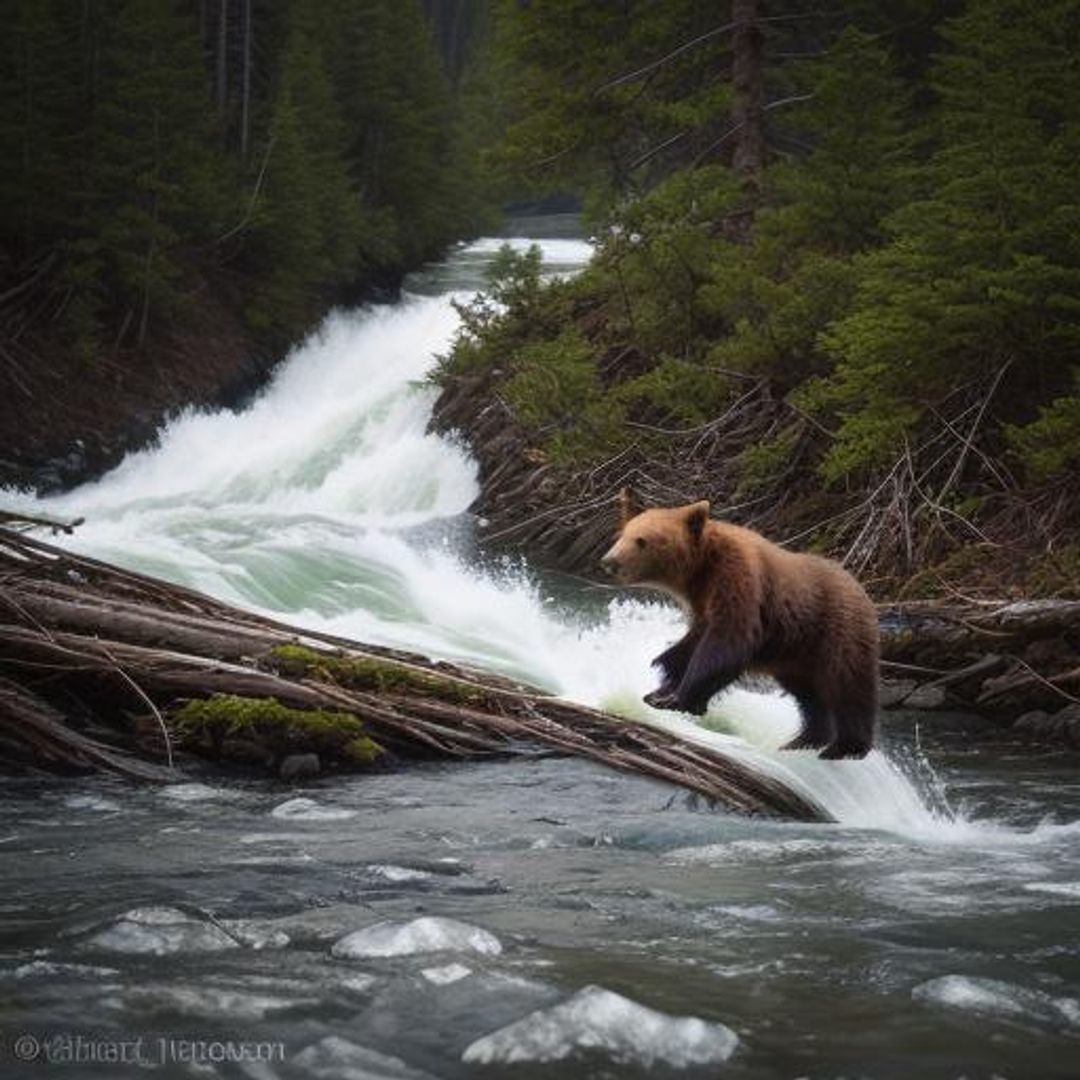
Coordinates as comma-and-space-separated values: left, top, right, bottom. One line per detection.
332, 917, 502, 959
279, 752, 321, 781
270, 796, 355, 821
912, 975, 1080, 1031
293, 1036, 436, 1080
85, 907, 239, 956
462, 984, 739, 1068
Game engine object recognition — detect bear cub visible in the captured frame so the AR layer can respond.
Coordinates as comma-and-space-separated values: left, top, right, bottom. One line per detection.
600, 488, 878, 759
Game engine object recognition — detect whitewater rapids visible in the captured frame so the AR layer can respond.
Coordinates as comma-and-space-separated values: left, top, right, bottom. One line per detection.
0, 234, 1044, 839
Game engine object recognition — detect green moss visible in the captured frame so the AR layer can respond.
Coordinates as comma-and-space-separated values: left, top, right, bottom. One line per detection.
173, 694, 383, 765
267, 643, 484, 703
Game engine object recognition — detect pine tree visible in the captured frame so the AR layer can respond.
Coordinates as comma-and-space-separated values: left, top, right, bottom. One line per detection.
77, 0, 230, 349
0, 0, 85, 259
243, 11, 365, 337
703, 27, 912, 383
813, 0, 1080, 481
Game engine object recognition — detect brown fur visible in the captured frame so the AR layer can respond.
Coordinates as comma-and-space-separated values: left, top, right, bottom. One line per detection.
600, 489, 878, 759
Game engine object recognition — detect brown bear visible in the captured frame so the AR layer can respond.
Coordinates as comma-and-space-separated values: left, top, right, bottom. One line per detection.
600, 488, 878, 759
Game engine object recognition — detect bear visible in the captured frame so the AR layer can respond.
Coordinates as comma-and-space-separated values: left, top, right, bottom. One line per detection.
599, 488, 878, 759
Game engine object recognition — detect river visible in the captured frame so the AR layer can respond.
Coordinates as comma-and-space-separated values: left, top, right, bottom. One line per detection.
2, 220, 1078, 1079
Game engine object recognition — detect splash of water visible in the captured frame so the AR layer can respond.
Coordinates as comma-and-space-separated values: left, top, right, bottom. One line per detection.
3, 234, 1004, 841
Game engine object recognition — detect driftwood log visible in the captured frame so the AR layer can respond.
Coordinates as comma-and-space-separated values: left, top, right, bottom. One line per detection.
879, 599, 1080, 720
0, 528, 829, 822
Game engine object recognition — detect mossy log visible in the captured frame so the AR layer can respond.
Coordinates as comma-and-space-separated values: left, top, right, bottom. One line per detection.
0, 528, 829, 822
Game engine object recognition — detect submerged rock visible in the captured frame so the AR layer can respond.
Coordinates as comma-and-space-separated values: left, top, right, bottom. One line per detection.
332, 917, 502, 959
86, 907, 239, 957
421, 962, 472, 986
293, 1036, 436, 1080
462, 984, 739, 1068
912, 975, 1080, 1031
270, 796, 356, 821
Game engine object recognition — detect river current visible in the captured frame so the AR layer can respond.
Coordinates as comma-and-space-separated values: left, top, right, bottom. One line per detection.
2, 219, 1078, 1079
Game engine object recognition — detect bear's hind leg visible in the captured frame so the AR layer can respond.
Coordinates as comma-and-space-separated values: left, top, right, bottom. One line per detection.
777, 679, 835, 752
819, 733, 871, 760
819, 678, 876, 759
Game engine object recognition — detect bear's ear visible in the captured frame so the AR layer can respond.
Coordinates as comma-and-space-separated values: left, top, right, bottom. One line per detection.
685, 500, 710, 540
618, 486, 642, 528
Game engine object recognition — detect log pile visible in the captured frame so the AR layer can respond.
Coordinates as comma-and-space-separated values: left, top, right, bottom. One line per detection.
0, 528, 829, 822
879, 599, 1080, 741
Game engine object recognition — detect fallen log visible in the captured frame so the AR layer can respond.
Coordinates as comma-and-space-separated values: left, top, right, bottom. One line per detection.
878, 598, 1080, 715
0, 528, 829, 822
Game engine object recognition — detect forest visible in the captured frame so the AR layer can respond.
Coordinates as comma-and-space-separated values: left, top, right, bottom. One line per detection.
2, 0, 1078, 594
0, 0, 489, 487
437, 0, 1080, 596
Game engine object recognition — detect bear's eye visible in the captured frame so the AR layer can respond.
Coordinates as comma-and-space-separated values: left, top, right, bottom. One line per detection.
635, 537, 647, 550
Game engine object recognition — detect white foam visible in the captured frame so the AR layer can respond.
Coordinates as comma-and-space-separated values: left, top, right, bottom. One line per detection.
421, 962, 472, 985
1024, 881, 1080, 898
9, 231, 1024, 846
332, 917, 502, 959
462, 235, 594, 266
270, 797, 356, 822
340, 973, 378, 994
462, 984, 739, 1067
159, 782, 233, 803
368, 864, 433, 883
912, 975, 1080, 1031
63, 795, 121, 812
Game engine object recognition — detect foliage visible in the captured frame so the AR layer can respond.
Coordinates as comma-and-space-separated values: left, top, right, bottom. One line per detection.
1006, 369, 1080, 481
0, 0, 493, 359
174, 694, 383, 764
483, 0, 735, 201
812, 0, 1080, 481
268, 643, 485, 702
438, 0, 1080, 583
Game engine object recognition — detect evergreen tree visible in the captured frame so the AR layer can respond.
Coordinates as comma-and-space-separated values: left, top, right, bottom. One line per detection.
243, 11, 365, 337
813, 0, 1080, 481
0, 0, 85, 259
77, 0, 231, 349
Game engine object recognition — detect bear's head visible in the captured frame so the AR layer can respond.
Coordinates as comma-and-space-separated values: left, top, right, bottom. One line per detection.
600, 487, 710, 593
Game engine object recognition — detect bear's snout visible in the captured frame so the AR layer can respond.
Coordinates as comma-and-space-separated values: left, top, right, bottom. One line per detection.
600, 553, 620, 577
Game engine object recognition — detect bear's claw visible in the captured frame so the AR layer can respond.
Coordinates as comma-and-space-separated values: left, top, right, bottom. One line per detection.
643, 688, 679, 710
780, 732, 830, 752
818, 741, 871, 760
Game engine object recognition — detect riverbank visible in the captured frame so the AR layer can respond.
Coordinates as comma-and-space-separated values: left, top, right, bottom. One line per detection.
430, 355, 1080, 742
0, 267, 410, 496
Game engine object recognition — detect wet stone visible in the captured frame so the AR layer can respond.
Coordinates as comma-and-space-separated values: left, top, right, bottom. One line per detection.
280, 752, 321, 781
462, 984, 739, 1068
293, 1036, 436, 1080
332, 917, 502, 959
85, 907, 240, 957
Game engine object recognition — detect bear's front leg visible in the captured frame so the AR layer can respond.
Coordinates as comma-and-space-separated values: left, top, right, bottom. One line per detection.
674, 630, 748, 715
644, 630, 702, 711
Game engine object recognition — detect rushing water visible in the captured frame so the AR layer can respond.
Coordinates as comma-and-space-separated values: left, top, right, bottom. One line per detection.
3, 218, 1079, 1079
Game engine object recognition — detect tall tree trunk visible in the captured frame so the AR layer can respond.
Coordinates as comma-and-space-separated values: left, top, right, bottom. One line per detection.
730, 0, 764, 210
215, 0, 228, 115
240, 0, 251, 156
